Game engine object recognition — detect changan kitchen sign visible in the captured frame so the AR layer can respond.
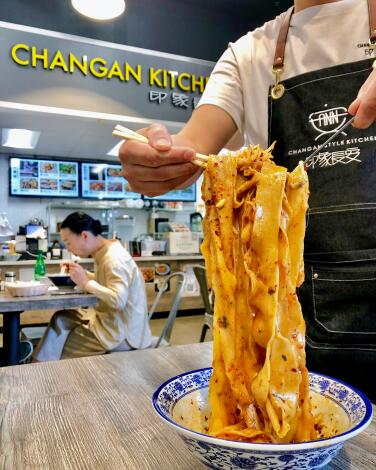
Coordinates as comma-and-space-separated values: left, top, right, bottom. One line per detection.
0, 22, 214, 123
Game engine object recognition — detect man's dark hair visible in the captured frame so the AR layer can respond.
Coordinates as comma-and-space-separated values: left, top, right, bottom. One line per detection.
61, 212, 102, 236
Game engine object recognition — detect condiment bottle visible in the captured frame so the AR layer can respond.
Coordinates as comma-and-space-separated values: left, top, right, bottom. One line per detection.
34, 252, 46, 280
5, 271, 16, 283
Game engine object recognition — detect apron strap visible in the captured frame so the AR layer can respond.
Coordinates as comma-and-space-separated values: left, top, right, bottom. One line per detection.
273, 0, 376, 69
368, 0, 376, 44
273, 6, 294, 71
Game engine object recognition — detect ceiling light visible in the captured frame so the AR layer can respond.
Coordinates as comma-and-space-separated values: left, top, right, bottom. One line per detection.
1, 128, 40, 149
107, 141, 122, 157
71, 0, 126, 20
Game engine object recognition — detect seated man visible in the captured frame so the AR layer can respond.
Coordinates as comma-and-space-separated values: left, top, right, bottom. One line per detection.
34, 212, 151, 361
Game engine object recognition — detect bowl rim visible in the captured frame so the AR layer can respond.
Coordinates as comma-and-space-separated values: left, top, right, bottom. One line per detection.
152, 367, 373, 451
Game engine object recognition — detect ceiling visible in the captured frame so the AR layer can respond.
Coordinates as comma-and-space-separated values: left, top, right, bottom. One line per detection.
0, 105, 184, 162
0, 0, 293, 162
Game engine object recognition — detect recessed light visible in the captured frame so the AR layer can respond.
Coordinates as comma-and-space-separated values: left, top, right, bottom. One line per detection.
71, 0, 126, 21
1, 128, 40, 149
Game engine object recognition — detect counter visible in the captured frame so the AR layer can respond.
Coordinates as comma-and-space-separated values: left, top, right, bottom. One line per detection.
0, 255, 204, 267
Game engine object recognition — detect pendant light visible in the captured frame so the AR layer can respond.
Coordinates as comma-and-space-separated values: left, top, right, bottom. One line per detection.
71, 0, 126, 21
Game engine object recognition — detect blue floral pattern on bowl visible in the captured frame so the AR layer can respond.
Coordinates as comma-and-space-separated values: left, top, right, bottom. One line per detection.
152, 368, 373, 470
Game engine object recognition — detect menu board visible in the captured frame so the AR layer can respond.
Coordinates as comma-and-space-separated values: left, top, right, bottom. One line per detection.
10, 157, 79, 197
81, 162, 140, 199
144, 185, 196, 202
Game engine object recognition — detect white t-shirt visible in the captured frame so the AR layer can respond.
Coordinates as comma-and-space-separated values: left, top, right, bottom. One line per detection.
198, 0, 371, 149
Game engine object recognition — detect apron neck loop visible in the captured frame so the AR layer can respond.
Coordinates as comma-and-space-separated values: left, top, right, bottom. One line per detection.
271, 0, 376, 100
273, 6, 294, 71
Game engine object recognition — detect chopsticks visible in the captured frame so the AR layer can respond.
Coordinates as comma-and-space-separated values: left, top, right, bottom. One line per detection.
112, 124, 208, 169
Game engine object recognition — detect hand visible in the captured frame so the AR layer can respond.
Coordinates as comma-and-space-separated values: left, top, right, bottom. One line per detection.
60, 262, 70, 274
348, 66, 376, 128
65, 262, 89, 289
118, 123, 197, 197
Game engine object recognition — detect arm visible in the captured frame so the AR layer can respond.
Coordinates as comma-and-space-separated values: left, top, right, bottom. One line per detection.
119, 44, 243, 197
86, 270, 95, 280
84, 263, 131, 311
119, 105, 237, 196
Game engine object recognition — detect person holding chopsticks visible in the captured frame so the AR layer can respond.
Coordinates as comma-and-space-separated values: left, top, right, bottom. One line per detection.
118, 0, 376, 402
33, 212, 151, 361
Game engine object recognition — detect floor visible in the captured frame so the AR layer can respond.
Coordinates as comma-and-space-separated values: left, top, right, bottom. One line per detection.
150, 314, 213, 345
0, 313, 213, 350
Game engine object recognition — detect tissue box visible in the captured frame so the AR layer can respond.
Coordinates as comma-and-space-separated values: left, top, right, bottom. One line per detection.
164, 232, 200, 255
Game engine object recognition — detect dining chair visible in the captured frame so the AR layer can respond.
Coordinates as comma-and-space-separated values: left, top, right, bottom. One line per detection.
110, 271, 186, 351
192, 265, 214, 342
0, 339, 33, 366
149, 271, 186, 348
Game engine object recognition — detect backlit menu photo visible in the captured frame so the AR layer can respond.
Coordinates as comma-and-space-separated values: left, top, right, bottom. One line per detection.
81, 162, 140, 199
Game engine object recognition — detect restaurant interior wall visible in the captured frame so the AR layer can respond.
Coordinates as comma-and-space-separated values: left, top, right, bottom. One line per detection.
0, 155, 192, 241
0, 0, 292, 61
0, 0, 292, 239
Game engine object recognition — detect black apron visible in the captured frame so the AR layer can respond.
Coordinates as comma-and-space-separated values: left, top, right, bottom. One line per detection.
268, 2, 376, 402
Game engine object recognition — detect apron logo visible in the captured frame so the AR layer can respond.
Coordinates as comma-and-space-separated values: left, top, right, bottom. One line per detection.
309, 106, 349, 141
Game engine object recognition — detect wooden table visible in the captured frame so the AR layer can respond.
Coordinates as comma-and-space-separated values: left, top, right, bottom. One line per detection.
0, 342, 374, 469
0, 292, 97, 366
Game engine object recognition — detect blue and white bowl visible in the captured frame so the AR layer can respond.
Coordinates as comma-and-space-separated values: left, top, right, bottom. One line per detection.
152, 368, 373, 470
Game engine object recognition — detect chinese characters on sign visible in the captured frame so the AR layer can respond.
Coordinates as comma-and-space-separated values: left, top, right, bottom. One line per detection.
305, 147, 361, 169
149, 90, 200, 110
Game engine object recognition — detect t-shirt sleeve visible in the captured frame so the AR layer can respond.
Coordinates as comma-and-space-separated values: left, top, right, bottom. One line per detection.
196, 42, 245, 135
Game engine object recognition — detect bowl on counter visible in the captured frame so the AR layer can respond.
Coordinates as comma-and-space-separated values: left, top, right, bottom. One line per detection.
47, 274, 76, 289
5, 281, 49, 297
0, 254, 21, 262
152, 368, 373, 470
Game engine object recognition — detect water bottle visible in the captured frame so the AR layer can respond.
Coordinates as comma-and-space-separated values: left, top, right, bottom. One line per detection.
34, 251, 46, 280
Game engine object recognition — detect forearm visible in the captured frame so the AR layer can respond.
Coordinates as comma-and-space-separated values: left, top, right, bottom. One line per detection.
86, 271, 95, 280
85, 280, 126, 310
170, 105, 238, 189
173, 104, 238, 155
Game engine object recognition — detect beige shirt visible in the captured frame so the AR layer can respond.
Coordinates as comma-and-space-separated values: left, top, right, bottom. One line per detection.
84, 241, 152, 350
198, 0, 369, 149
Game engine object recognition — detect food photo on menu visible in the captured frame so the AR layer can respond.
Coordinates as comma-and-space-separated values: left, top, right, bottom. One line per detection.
40, 162, 58, 176
59, 162, 76, 175
107, 182, 123, 193
89, 181, 106, 192
20, 160, 39, 177
59, 180, 77, 192
40, 179, 58, 191
20, 177, 38, 190
89, 165, 106, 181
107, 167, 122, 178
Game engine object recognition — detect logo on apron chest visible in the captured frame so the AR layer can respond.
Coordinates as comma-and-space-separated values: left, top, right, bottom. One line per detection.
309, 106, 349, 140
286, 105, 363, 170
